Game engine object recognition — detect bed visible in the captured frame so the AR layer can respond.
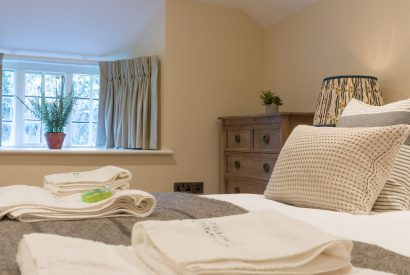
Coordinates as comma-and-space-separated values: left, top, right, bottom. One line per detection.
5, 100, 410, 274
2, 192, 409, 275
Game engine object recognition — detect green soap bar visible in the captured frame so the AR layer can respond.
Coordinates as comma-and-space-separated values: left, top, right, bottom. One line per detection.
81, 188, 112, 203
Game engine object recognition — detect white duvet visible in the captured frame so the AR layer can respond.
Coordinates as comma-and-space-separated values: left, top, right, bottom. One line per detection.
206, 194, 410, 258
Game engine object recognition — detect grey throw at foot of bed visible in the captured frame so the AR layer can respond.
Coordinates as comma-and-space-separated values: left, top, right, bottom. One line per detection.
0, 192, 408, 275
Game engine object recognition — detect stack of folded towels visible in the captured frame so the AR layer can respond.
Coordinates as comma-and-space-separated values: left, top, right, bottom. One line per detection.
0, 166, 156, 222
17, 210, 353, 274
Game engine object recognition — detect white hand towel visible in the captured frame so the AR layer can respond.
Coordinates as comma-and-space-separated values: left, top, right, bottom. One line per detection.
132, 210, 353, 275
43, 166, 132, 196
17, 233, 155, 275
0, 185, 156, 222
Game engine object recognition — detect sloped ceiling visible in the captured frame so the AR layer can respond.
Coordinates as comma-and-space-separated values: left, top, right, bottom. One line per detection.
0, 0, 316, 59
194, 0, 317, 28
0, 0, 162, 59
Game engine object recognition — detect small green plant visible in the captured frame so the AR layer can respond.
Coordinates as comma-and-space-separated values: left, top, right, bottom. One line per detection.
16, 76, 77, 133
260, 90, 283, 106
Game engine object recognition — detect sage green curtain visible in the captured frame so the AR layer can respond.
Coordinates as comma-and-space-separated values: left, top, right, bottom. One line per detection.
96, 56, 158, 149
0, 53, 4, 147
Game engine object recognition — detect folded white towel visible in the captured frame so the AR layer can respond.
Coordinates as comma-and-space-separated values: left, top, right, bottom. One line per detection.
43, 166, 132, 196
0, 185, 156, 222
132, 210, 353, 274
17, 233, 154, 275
16, 233, 388, 275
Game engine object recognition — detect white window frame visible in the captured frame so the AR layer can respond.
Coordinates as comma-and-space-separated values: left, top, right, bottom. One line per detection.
2, 58, 99, 148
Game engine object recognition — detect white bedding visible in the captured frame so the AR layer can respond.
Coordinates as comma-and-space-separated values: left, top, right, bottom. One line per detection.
205, 194, 410, 257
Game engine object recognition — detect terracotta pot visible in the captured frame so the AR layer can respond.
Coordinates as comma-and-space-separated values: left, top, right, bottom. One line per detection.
44, 132, 66, 149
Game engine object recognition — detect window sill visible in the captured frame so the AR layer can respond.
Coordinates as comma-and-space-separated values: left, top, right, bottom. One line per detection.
0, 147, 173, 155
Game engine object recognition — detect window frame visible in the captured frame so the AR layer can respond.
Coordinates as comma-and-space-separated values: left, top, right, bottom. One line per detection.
2, 59, 100, 148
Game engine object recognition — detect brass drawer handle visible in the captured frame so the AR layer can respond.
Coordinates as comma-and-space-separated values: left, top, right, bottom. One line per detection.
263, 163, 270, 173
262, 135, 270, 144
234, 134, 241, 144
234, 186, 240, 193
234, 160, 241, 169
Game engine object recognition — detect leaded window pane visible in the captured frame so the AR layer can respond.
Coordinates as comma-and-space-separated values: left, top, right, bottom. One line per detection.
1, 122, 13, 145
2, 71, 15, 95
2, 96, 13, 121
72, 123, 89, 145
73, 75, 91, 98
24, 121, 42, 144
25, 73, 42, 96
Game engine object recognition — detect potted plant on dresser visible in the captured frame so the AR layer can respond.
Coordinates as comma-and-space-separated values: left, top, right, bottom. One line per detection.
260, 90, 283, 113
16, 76, 76, 149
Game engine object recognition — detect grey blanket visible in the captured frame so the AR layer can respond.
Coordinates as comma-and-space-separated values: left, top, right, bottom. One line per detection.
0, 192, 408, 275
352, 242, 410, 275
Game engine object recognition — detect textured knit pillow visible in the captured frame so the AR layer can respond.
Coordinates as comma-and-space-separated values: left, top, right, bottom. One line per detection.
338, 99, 410, 211
264, 125, 410, 214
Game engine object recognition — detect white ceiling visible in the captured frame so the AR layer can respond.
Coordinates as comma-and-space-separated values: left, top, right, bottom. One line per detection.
194, 0, 317, 28
0, 0, 162, 59
0, 0, 315, 59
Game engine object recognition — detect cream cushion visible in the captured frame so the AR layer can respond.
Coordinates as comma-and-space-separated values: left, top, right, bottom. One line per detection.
264, 125, 410, 214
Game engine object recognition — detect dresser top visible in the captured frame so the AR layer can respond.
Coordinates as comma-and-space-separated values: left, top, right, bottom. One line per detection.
218, 112, 314, 120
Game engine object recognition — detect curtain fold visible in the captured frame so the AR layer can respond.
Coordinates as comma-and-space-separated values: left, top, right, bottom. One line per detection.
96, 56, 158, 149
0, 53, 4, 147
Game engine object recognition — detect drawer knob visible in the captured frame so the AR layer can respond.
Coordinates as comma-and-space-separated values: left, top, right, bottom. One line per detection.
234, 186, 240, 193
234, 160, 241, 169
234, 134, 241, 144
262, 135, 270, 144
263, 163, 270, 173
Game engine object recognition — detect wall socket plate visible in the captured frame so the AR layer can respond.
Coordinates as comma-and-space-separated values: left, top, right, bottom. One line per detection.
174, 182, 204, 194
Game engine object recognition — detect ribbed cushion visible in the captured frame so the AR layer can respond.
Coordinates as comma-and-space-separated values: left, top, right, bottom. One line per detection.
338, 99, 410, 211
264, 125, 410, 214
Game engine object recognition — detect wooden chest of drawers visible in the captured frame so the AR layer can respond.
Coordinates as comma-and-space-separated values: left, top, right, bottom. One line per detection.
218, 113, 314, 194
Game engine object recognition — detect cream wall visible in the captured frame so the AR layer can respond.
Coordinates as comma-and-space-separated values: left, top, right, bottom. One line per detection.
158, 0, 263, 193
264, 0, 410, 112
0, 0, 264, 194
131, 0, 165, 59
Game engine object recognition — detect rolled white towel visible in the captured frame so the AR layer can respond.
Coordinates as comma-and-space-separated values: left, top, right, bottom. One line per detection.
0, 185, 156, 222
44, 166, 132, 196
132, 209, 353, 275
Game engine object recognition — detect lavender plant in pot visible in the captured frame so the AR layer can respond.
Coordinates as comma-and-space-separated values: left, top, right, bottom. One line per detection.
16, 76, 76, 149
260, 90, 283, 113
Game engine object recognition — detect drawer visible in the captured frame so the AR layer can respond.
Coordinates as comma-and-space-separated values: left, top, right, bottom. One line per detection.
253, 126, 282, 152
226, 128, 251, 150
226, 153, 278, 180
226, 179, 267, 194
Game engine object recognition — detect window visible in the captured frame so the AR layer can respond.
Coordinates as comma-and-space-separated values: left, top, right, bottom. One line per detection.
1, 59, 100, 147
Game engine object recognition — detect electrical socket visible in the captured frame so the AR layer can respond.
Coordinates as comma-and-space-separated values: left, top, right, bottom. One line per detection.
174, 182, 204, 194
